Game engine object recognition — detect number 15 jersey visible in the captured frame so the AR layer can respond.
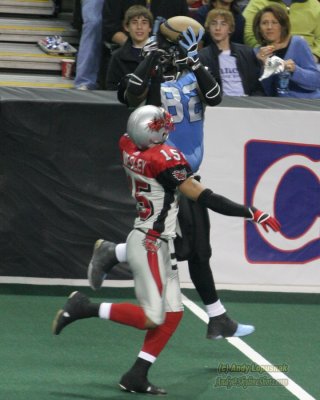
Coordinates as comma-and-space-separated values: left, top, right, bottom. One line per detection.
119, 134, 193, 239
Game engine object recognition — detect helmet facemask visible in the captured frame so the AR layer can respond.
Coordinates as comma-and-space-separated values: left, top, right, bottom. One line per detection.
156, 34, 187, 81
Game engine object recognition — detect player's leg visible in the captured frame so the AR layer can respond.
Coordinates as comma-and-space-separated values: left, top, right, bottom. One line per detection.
120, 232, 183, 395
54, 232, 159, 336
53, 229, 173, 394
180, 195, 255, 339
136, 236, 183, 359
52, 290, 150, 335
88, 239, 127, 290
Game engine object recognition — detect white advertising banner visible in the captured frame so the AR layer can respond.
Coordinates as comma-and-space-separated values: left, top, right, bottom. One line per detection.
179, 106, 320, 292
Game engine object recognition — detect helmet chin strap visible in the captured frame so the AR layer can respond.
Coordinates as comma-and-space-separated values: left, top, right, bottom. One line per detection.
166, 71, 183, 82
162, 72, 179, 82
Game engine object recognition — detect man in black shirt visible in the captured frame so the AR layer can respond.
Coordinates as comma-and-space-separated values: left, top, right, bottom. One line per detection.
105, 5, 154, 90
103, 0, 189, 45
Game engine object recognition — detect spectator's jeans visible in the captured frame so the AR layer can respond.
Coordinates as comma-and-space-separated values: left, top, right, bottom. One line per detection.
74, 0, 104, 89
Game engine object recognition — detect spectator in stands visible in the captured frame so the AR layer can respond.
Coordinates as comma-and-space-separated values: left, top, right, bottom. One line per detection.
243, 0, 320, 67
53, 0, 61, 16
253, 4, 320, 98
188, 0, 204, 17
195, 0, 245, 45
105, 6, 153, 90
238, 0, 249, 9
103, 0, 189, 47
188, 0, 203, 7
199, 9, 264, 95
74, 0, 104, 90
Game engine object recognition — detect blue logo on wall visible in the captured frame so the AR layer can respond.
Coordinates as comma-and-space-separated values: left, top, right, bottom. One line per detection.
245, 140, 320, 264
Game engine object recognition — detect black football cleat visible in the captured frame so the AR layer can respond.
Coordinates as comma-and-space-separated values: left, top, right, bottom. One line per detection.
88, 239, 118, 290
52, 291, 91, 335
119, 372, 167, 395
207, 312, 255, 339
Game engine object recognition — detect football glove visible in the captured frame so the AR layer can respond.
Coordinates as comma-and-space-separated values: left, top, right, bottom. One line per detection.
178, 26, 204, 70
142, 16, 166, 57
142, 35, 159, 57
249, 208, 281, 233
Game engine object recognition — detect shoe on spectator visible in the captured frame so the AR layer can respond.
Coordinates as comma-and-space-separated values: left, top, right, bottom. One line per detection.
75, 84, 89, 90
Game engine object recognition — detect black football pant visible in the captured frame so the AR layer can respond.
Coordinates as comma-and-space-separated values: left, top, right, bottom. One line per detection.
174, 193, 219, 306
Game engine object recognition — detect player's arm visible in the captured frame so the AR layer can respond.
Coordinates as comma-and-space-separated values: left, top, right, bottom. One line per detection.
178, 177, 280, 232
178, 178, 251, 217
117, 58, 161, 107
193, 64, 222, 106
121, 21, 164, 107
178, 27, 222, 106
123, 52, 158, 107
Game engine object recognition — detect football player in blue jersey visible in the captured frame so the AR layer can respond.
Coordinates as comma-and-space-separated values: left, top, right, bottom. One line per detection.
89, 21, 255, 340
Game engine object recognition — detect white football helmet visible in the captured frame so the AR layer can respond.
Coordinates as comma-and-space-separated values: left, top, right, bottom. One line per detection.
127, 105, 174, 150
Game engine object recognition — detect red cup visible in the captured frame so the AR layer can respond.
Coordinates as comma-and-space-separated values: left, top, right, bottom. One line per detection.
61, 59, 75, 79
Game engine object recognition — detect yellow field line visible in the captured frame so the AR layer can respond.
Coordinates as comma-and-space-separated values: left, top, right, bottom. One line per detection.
0, 26, 68, 31
0, 81, 73, 88
3, 0, 52, 3
0, 52, 74, 58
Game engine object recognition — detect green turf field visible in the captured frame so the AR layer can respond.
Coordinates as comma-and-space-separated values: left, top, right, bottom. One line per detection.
0, 285, 319, 400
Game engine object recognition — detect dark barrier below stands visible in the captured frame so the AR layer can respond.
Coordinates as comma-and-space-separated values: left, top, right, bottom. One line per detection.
0, 88, 319, 280
0, 88, 134, 279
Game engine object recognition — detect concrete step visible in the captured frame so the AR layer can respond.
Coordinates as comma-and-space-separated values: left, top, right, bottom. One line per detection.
0, 0, 54, 15
0, 71, 74, 88
0, 16, 79, 43
0, 42, 75, 71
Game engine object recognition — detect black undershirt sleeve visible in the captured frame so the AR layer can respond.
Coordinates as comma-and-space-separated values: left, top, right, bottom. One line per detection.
146, 72, 162, 106
124, 53, 159, 106
197, 188, 252, 218
193, 65, 222, 106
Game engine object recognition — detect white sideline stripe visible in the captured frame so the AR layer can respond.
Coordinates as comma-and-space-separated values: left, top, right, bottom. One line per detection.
0, 277, 135, 287
0, 277, 319, 293
181, 294, 316, 400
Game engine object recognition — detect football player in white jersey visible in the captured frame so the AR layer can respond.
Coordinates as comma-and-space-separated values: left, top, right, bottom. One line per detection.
53, 105, 280, 395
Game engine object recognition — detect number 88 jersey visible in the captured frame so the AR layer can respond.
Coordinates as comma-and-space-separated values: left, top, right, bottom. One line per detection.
120, 134, 193, 238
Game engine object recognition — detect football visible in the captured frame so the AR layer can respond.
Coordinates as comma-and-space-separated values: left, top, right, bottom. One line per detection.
159, 16, 203, 43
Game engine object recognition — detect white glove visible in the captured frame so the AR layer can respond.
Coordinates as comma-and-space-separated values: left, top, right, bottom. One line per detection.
259, 56, 285, 81
142, 35, 159, 57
